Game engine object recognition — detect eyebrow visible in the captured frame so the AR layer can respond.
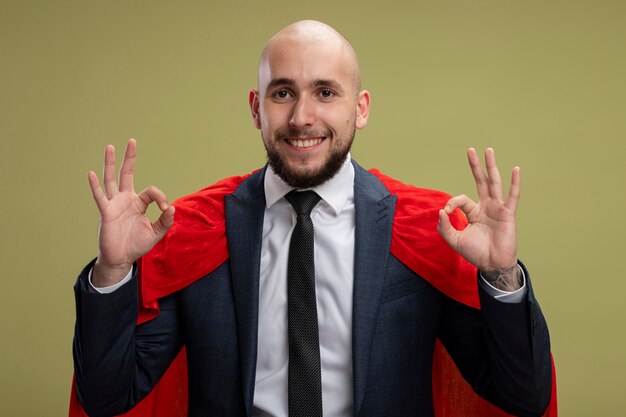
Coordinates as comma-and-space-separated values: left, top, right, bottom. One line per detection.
313, 79, 345, 93
266, 78, 345, 94
267, 78, 295, 90
313, 79, 342, 89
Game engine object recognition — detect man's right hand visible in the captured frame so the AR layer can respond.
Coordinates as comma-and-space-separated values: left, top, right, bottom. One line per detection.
88, 139, 175, 287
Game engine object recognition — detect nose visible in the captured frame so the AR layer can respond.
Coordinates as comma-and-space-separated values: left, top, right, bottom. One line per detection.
289, 96, 316, 128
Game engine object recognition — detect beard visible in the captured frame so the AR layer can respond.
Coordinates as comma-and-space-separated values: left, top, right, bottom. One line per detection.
264, 126, 355, 189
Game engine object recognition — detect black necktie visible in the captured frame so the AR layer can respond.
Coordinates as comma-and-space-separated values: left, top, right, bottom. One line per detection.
285, 190, 323, 417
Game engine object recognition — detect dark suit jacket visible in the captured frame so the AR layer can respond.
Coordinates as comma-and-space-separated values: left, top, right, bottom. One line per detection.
73, 162, 552, 417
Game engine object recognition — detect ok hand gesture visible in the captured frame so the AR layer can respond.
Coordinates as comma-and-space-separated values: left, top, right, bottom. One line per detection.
437, 148, 521, 290
88, 139, 175, 286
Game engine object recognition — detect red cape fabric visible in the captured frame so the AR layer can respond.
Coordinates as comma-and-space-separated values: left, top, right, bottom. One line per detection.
69, 169, 557, 417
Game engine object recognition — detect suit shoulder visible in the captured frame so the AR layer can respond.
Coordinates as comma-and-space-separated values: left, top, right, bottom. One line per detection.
367, 169, 476, 308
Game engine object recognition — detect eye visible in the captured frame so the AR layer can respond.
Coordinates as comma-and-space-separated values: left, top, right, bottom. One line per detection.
273, 89, 293, 100
319, 89, 335, 99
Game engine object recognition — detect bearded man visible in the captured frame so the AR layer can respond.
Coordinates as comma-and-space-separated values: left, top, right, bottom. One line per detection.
71, 20, 556, 417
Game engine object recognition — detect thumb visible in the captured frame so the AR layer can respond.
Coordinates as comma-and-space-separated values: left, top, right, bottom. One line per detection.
437, 209, 459, 248
152, 205, 175, 240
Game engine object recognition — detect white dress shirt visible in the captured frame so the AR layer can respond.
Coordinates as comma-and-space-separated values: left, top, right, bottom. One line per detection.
253, 156, 356, 417
91, 154, 526, 417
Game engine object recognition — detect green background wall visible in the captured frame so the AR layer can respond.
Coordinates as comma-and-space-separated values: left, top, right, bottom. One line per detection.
1, 1, 624, 415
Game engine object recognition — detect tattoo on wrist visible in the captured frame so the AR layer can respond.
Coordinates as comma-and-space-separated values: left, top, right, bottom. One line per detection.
482, 264, 522, 291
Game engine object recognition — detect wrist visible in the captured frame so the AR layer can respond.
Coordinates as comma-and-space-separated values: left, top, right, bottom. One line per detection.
480, 263, 522, 292
92, 259, 133, 287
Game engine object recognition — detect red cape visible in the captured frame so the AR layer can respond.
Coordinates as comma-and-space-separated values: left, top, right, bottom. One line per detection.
69, 169, 557, 417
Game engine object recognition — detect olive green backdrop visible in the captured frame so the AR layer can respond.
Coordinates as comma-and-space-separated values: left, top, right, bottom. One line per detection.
1, 0, 624, 415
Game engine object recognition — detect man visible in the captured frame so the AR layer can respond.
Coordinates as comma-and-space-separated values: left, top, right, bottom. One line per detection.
72, 20, 555, 417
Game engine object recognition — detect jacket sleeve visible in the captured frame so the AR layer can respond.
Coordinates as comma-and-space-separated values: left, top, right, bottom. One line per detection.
437, 262, 552, 417
72, 259, 184, 417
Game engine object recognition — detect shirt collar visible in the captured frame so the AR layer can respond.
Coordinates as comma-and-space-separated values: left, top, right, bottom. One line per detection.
264, 153, 355, 215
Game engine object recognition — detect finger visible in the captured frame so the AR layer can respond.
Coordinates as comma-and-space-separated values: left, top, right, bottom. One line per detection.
138, 185, 169, 211
484, 148, 504, 200
437, 209, 460, 248
445, 194, 477, 218
152, 206, 175, 240
87, 171, 108, 213
103, 144, 119, 198
467, 148, 489, 200
118, 138, 137, 192
505, 166, 521, 211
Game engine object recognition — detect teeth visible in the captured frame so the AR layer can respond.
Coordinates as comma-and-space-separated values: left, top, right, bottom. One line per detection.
287, 138, 323, 148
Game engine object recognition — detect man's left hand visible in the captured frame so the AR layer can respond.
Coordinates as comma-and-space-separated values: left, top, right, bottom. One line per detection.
437, 148, 521, 289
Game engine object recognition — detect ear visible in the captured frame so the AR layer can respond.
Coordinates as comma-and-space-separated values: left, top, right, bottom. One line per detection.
249, 89, 261, 129
355, 90, 371, 129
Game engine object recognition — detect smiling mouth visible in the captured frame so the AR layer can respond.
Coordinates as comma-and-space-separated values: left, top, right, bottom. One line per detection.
285, 137, 324, 148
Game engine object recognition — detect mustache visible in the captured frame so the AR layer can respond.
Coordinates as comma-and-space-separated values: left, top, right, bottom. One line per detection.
275, 127, 332, 141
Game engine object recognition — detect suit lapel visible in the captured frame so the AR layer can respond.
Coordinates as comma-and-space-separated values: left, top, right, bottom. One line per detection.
351, 161, 396, 415
224, 168, 267, 417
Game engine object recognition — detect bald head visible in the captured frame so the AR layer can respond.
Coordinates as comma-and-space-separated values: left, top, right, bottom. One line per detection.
258, 20, 361, 94
249, 20, 371, 188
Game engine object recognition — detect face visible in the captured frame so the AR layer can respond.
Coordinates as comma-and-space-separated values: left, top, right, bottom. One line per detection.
249, 39, 370, 188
